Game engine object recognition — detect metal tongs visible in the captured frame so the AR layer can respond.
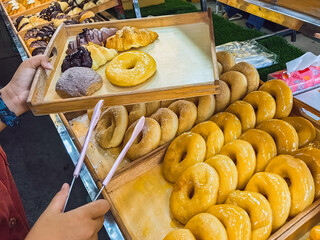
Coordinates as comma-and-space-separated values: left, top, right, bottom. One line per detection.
63, 100, 104, 212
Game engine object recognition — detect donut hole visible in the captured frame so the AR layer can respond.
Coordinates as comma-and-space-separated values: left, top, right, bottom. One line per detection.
284, 177, 292, 187
179, 152, 187, 163
125, 60, 138, 70
188, 186, 195, 199
134, 132, 143, 143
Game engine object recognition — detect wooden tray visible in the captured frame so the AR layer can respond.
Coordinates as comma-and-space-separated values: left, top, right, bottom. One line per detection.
27, 10, 220, 115
60, 96, 320, 240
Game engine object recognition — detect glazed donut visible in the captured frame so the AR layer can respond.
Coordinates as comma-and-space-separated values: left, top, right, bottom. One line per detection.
161, 99, 177, 108
190, 121, 224, 159
168, 100, 197, 135
243, 91, 276, 125
293, 147, 320, 198
225, 191, 272, 240
207, 204, 251, 240
210, 112, 242, 144
216, 51, 236, 73
185, 213, 228, 240
256, 119, 299, 154
205, 155, 238, 203
265, 155, 315, 217
215, 80, 231, 112
146, 101, 161, 116
126, 103, 146, 126
240, 129, 277, 172
217, 61, 223, 76
163, 132, 206, 183
245, 172, 291, 231
95, 106, 128, 149
163, 229, 195, 240
231, 62, 260, 93
105, 51, 156, 87
309, 226, 320, 240
150, 108, 178, 145
219, 140, 256, 189
186, 95, 215, 124
220, 71, 248, 103
259, 79, 293, 118
282, 116, 316, 147
123, 117, 161, 160
225, 100, 256, 131
170, 163, 219, 224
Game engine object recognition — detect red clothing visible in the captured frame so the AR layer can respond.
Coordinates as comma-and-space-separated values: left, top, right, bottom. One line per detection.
0, 146, 29, 240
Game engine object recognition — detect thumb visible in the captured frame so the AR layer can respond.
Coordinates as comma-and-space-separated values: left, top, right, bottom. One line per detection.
45, 183, 69, 214
24, 55, 53, 70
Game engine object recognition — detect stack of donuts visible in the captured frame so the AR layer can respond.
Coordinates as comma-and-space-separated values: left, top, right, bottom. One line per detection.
163, 79, 320, 240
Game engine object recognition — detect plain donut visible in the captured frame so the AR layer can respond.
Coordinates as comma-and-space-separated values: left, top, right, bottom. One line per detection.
126, 103, 146, 126
215, 80, 231, 112
186, 95, 215, 124
220, 71, 248, 103
231, 62, 260, 93
216, 51, 236, 73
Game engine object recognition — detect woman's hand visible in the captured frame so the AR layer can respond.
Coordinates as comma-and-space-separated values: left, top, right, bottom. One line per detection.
0, 55, 52, 116
25, 183, 110, 240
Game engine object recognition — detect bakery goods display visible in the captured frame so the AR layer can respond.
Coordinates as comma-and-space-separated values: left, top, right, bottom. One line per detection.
145, 101, 160, 117
163, 229, 195, 240
216, 51, 235, 73
214, 80, 230, 112
126, 103, 146, 126
308, 226, 320, 240
220, 71, 248, 103
6, 0, 27, 16
105, 51, 157, 87
231, 62, 260, 93
186, 95, 215, 124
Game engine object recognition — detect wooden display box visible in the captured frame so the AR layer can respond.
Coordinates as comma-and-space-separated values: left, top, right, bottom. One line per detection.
122, 0, 164, 10
27, 10, 220, 115
59, 95, 320, 240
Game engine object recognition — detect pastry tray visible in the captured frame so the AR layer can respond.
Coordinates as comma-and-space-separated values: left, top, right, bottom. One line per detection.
27, 10, 220, 115
59, 96, 320, 240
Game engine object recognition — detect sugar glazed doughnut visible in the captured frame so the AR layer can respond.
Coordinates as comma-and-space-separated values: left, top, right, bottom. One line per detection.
161, 99, 177, 108
205, 155, 238, 204
190, 121, 224, 159
265, 155, 315, 217
105, 51, 157, 87
220, 71, 248, 103
126, 103, 146, 125
220, 140, 256, 189
150, 108, 178, 145
259, 79, 293, 118
185, 213, 228, 240
240, 129, 277, 172
145, 101, 161, 116
123, 117, 161, 160
95, 106, 128, 149
243, 91, 276, 125
226, 100, 256, 131
210, 112, 242, 144
225, 191, 272, 240
282, 116, 316, 147
231, 62, 260, 93
163, 132, 206, 183
293, 147, 320, 198
168, 100, 197, 135
215, 80, 231, 112
186, 95, 215, 124
170, 163, 219, 224
163, 229, 195, 240
257, 119, 299, 154
207, 204, 251, 240
216, 51, 236, 73
245, 172, 291, 231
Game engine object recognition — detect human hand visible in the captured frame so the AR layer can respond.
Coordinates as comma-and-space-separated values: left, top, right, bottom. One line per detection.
0, 55, 52, 116
25, 183, 110, 240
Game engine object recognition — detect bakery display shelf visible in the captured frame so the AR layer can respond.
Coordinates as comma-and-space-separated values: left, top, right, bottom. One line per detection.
58, 94, 320, 240
27, 10, 220, 115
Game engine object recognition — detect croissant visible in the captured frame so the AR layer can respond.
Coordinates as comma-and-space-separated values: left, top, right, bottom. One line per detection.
106, 26, 158, 51
84, 43, 118, 70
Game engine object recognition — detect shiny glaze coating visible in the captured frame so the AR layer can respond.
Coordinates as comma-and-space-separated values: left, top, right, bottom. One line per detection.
293, 147, 320, 198
265, 155, 315, 217
191, 121, 224, 160
185, 213, 228, 240
163, 132, 206, 183
163, 229, 195, 240
242, 91, 276, 125
259, 79, 293, 118
170, 163, 219, 224
308, 226, 320, 240
220, 140, 256, 189
245, 172, 291, 231
207, 204, 251, 240
240, 129, 277, 172
205, 155, 238, 204
282, 116, 316, 148
225, 190, 272, 240
226, 100, 256, 131
257, 119, 299, 154
210, 112, 242, 144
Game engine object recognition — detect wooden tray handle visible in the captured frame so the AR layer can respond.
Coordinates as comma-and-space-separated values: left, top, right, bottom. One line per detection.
293, 98, 320, 128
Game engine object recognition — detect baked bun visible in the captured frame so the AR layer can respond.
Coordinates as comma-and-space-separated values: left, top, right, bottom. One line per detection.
220, 71, 247, 103
231, 62, 260, 93
216, 51, 235, 73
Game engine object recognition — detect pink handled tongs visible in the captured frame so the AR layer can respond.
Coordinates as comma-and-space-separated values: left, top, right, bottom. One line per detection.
63, 100, 104, 212
93, 116, 145, 201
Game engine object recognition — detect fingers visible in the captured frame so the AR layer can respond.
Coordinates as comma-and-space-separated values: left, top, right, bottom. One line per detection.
45, 183, 69, 214
75, 199, 110, 219
23, 55, 53, 70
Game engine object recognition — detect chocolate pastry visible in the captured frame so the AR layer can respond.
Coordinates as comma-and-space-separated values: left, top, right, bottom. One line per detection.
15, 15, 25, 27
55, 67, 103, 98
61, 46, 92, 72
32, 47, 47, 56
81, 16, 100, 23
30, 40, 48, 56
24, 28, 41, 40
39, 2, 63, 21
